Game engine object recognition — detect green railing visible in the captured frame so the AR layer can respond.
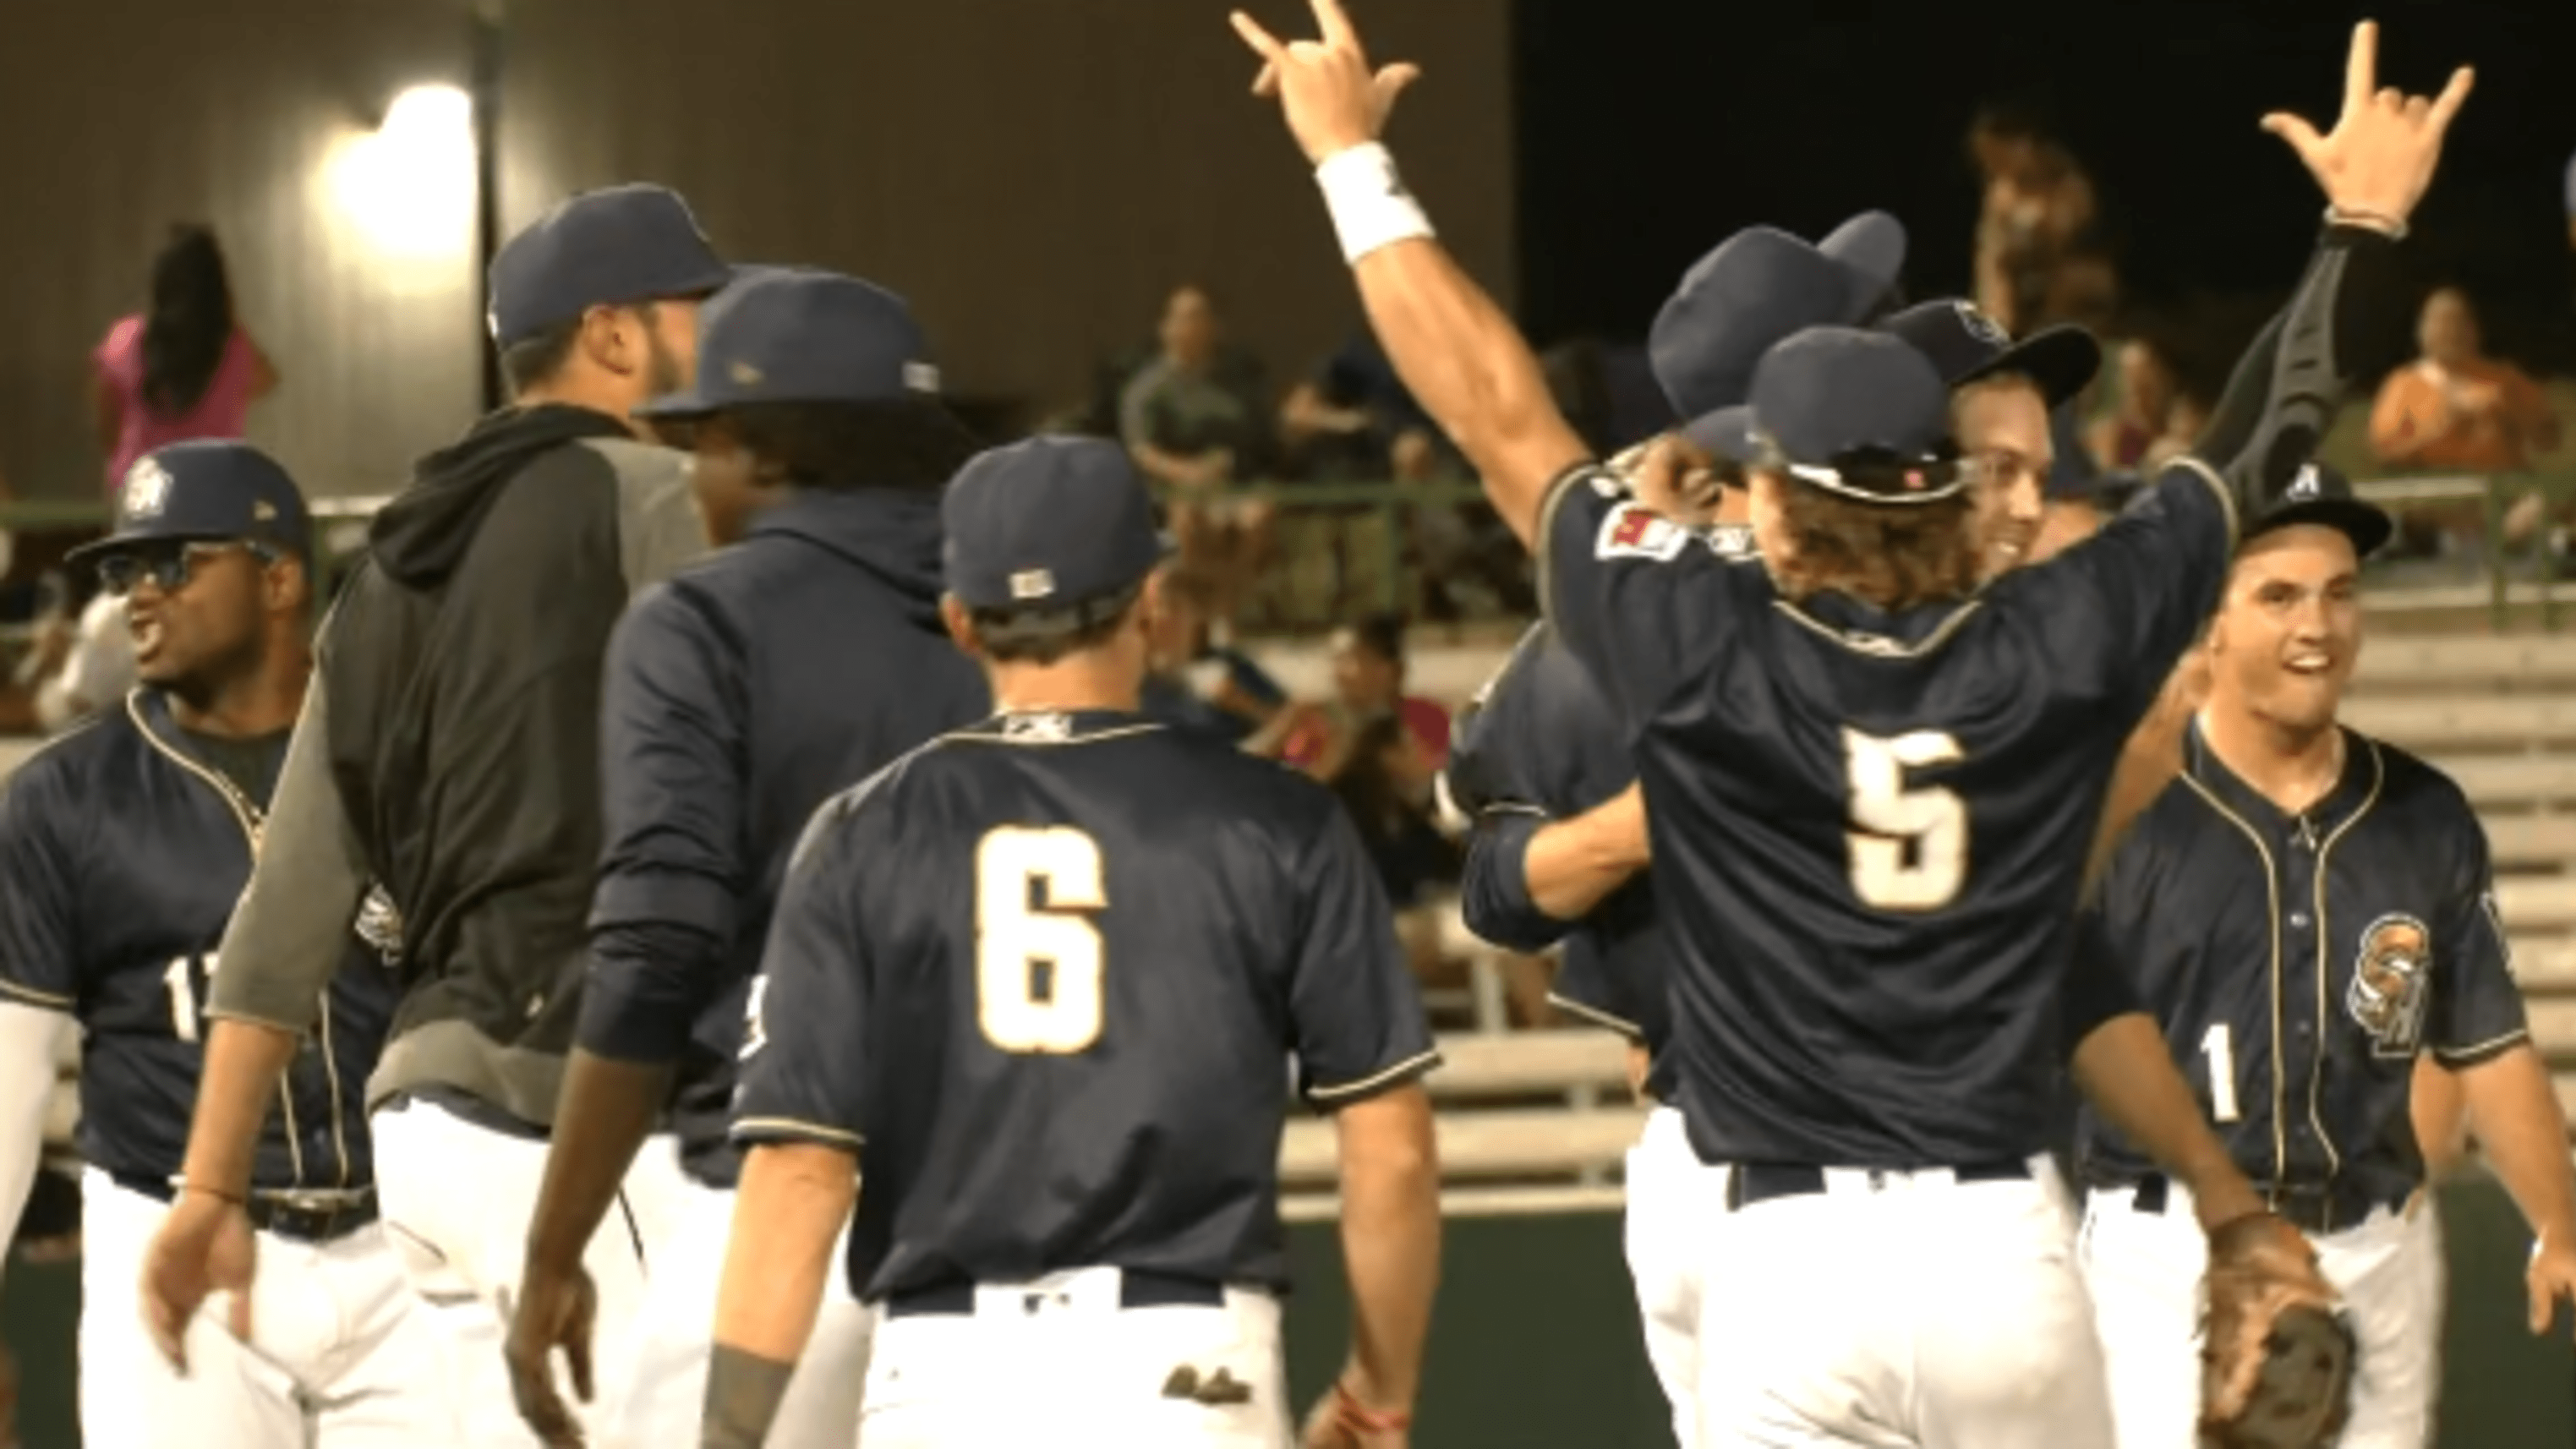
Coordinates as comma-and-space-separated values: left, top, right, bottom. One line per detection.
8, 468, 2575, 632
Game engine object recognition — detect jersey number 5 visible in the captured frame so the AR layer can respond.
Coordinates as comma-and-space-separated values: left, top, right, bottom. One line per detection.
1843, 729, 1967, 911
975, 827, 1108, 1054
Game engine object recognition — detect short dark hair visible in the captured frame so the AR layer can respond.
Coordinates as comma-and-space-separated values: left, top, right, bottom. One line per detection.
721, 399, 982, 494
499, 317, 581, 396
968, 582, 1146, 666
1343, 610, 1407, 668
496, 299, 665, 398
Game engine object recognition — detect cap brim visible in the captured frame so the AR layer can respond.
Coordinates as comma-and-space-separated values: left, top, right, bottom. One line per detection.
2251, 498, 2395, 560
1682, 405, 1756, 464
1960, 325, 2100, 407
63, 527, 227, 566
631, 391, 717, 421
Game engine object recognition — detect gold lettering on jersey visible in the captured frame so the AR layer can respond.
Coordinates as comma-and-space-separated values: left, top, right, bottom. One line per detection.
2348, 913, 2431, 1056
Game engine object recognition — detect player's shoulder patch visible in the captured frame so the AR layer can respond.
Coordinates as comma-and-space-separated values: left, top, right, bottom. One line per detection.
1594, 501, 1690, 562
1698, 522, 1757, 560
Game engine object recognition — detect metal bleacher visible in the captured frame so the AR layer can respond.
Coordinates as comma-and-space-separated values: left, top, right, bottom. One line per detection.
1278, 632, 2576, 1222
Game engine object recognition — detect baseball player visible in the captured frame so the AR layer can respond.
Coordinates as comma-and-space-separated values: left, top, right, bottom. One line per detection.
1239, 6, 2464, 1441
142, 183, 727, 1446
703, 435, 1441, 1448
0, 441, 443, 1445
2075, 460, 2576, 1448
506, 267, 991, 1446
1443, 216, 1901, 1447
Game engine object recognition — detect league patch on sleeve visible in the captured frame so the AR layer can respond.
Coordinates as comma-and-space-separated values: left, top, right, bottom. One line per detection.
1594, 502, 1688, 562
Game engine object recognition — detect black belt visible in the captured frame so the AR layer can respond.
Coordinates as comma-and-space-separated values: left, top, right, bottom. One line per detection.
2125, 1174, 2398, 1236
1726, 1159, 2030, 1211
112, 1173, 380, 1245
886, 1269, 1225, 1319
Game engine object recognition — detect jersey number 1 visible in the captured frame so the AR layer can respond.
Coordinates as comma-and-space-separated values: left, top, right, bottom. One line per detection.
164, 954, 215, 1044
975, 827, 1108, 1054
1843, 729, 1967, 911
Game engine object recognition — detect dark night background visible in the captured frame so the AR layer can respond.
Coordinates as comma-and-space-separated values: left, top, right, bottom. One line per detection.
1512, 0, 2576, 375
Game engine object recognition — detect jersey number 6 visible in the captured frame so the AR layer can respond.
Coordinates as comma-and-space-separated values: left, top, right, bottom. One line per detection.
975, 827, 1108, 1054
1843, 729, 1967, 911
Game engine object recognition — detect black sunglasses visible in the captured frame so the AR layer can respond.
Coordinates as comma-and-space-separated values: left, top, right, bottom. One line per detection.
95, 539, 277, 599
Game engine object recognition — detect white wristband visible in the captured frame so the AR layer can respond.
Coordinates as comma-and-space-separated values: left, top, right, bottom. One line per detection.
1315, 143, 1434, 265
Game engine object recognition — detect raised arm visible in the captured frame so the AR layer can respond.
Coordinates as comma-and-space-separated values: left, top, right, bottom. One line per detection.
2190, 21, 2472, 521
1233, 0, 1588, 547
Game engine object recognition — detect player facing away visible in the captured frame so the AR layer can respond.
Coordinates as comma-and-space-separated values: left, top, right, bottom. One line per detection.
0, 442, 444, 1445
2075, 462, 2576, 1449
1236, 5, 2469, 1443
1445, 216, 1897, 1448
142, 183, 727, 1446
506, 267, 991, 1446
703, 436, 1441, 1449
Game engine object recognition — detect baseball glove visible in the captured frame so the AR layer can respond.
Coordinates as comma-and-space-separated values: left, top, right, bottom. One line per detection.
2200, 1211, 2356, 1449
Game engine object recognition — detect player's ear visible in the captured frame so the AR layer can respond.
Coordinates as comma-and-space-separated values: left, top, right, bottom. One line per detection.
266, 554, 311, 617
938, 595, 982, 659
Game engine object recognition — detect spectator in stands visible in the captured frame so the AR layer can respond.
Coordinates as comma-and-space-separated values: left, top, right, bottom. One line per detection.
2087, 336, 2179, 470
1968, 105, 2100, 336
1139, 564, 1291, 746
90, 225, 279, 494
1119, 284, 1274, 633
2370, 287, 2560, 476
1279, 611, 1452, 787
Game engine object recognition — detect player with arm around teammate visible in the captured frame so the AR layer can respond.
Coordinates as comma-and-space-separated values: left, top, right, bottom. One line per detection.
504, 267, 992, 1446
1443, 216, 1901, 1448
1236, 7, 2465, 1441
2075, 462, 2576, 1449
703, 435, 1441, 1449
0, 442, 442, 1446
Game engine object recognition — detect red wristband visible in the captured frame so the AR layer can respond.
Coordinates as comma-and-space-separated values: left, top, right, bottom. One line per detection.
1334, 1381, 1412, 1433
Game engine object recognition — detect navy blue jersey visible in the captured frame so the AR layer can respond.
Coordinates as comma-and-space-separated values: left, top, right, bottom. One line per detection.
2075, 724, 2526, 1209
734, 709, 1436, 1299
577, 489, 987, 1186
1445, 620, 1676, 1093
0, 691, 394, 1190
1537, 459, 2234, 1167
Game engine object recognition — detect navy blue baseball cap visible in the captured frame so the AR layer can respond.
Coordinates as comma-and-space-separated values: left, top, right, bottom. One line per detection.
943, 437, 1165, 614
633, 268, 941, 420
2250, 459, 2393, 558
68, 440, 314, 566
1649, 211, 1906, 424
1875, 298, 2100, 407
1742, 327, 1964, 504
486, 183, 733, 347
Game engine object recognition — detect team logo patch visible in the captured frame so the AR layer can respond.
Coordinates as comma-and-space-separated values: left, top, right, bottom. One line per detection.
2348, 912, 2432, 1056
729, 360, 764, 386
904, 360, 941, 393
1009, 568, 1056, 600
1594, 502, 1687, 562
1700, 522, 1757, 559
2287, 463, 2322, 501
354, 883, 404, 969
1004, 711, 1073, 742
122, 457, 173, 520
1953, 301, 2009, 347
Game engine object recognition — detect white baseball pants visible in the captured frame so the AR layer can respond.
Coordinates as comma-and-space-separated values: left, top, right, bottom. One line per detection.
81, 1168, 450, 1447
1624, 1105, 1708, 1447
1691, 1157, 2114, 1446
2081, 1181, 2443, 1449
366, 1097, 672, 1447
859, 1266, 1288, 1446
606, 1166, 872, 1446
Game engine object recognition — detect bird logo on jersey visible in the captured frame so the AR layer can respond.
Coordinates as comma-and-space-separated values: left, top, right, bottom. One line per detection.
2348, 913, 2432, 1056
354, 882, 405, 969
